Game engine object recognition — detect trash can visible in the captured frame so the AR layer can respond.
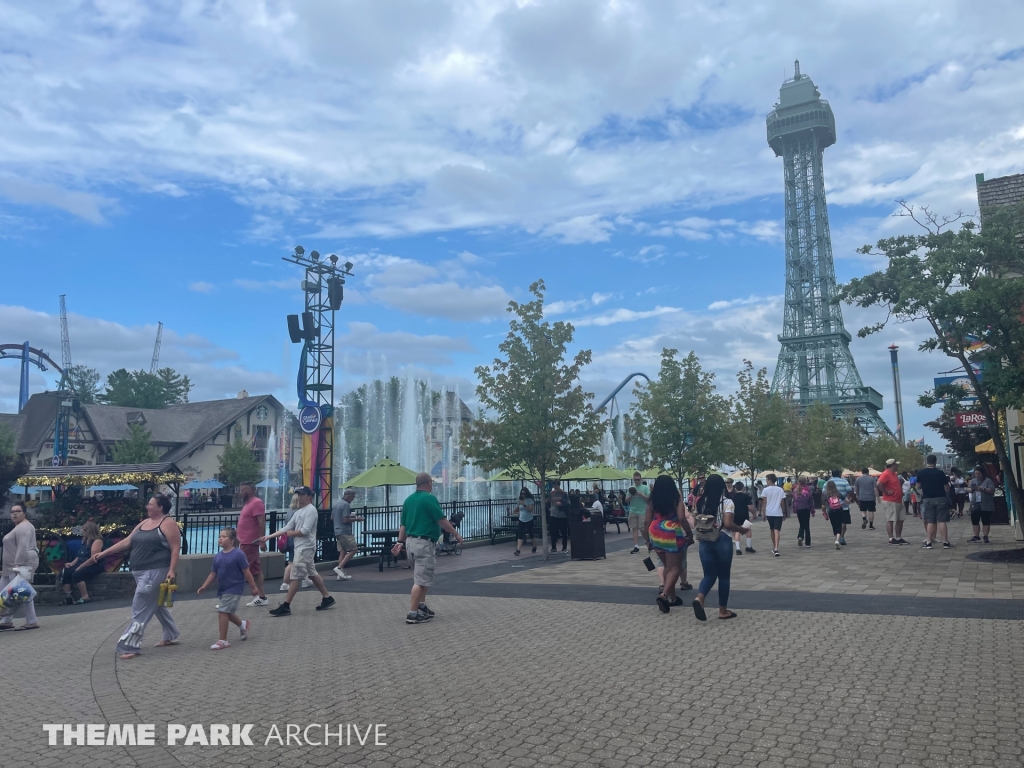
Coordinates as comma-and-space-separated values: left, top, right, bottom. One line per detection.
569, 514, 606, 560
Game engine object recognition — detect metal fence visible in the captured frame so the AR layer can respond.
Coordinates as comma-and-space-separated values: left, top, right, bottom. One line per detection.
175, 497, 523, 561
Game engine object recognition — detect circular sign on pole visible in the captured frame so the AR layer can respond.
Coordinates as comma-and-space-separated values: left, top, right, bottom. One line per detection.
52, 455, 61, 467
299, 405, 322, 434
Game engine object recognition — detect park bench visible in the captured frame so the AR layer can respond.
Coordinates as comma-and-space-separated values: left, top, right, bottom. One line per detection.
603, 513, 630, 534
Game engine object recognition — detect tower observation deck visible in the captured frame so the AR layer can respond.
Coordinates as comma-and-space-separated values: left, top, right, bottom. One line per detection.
767, 61, 891, 436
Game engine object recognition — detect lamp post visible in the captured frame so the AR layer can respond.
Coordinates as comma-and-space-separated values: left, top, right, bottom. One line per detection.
889, 344, 905, 445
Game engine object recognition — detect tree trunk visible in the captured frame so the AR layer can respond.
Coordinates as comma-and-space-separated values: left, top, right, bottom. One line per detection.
539, 472, 549, 561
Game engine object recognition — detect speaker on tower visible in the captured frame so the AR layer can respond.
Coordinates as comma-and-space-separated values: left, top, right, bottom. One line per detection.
327, 277, 344, 310
302, 311, 317, 340
287, 314, 302, 344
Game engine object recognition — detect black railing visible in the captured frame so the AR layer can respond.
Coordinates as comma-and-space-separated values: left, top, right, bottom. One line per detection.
174, 497, 522, 561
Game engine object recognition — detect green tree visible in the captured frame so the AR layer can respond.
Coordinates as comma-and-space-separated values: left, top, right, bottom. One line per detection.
218, 439, 260, 487
839, 201, 1024, 515
729, 360, 789, 487
65, 365, 101, 403
857, 433, 927, 473
783, 402, 864, 476
111, 423, 159, 464
156, 367, 192, 404
918, 385, 989, 467
0, 423, 28, 508
99, 368, 190, 408
630, 349, 729, 488
462, 280, 604, 558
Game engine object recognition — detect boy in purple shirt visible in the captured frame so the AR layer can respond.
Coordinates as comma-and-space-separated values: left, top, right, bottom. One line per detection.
198, 527, 257, 650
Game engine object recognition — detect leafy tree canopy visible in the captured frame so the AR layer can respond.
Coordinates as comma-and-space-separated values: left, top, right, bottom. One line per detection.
729, 361, 789, 484
218, 438, 260, 487
111, 423, 159, 464
65, 365, 101, 404
99, 368, 191, 409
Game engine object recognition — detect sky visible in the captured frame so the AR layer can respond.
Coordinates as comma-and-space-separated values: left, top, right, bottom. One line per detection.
1, 0, 1023, 452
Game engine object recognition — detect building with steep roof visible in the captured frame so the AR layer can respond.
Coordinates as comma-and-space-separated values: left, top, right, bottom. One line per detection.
3, 391, 295, 485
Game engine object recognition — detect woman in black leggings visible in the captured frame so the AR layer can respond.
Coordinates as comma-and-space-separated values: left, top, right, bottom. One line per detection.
792, 477, 814, 547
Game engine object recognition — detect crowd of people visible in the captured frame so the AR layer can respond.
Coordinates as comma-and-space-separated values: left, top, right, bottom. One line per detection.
0, 455, 1003, 645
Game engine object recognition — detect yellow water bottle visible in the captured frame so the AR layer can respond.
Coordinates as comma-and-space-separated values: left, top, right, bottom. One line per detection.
158, 580, 168, 606
165, 580, 177, 608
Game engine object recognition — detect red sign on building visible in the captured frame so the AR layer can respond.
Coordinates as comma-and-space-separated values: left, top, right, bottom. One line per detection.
955, 412, 986, 427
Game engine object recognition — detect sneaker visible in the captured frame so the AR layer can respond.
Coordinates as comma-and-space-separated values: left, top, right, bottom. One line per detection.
62, 595, 74, 606
550, 548, 557, 553
246, 596, 268, 607
983, 536, 991, 544
745, 547, 756, 554
333, 567, 352, 581
631, 546, 640, 554
301, 579, 313, 588
531, 546, 537, 553
942, 541, 952, 549
835, 541, 841, 550
869, 524, 875, 530
968, 536, 982, 542
735, 547, 742, 555
923, 541, 933, 549
418, 602, 435, 618
862, 519, 867, 529
210, 640, 231, 650
406, 611, 430, 624
839, 537, 847, 546
269, 604, 291, 617
773, 550, 780, 557
239, 619, 250, 640
514, 549, 521, 556
889, 538, 898, 545
797, 538, 803, 547
315, 595, 336, 611
897, 539, 908, 545
279, 582, 290, 592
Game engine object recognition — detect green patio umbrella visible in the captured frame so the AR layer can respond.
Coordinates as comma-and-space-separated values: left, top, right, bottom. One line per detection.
343, 458, 419, 507
488, 464, 537, 482
562, 464, 631, 482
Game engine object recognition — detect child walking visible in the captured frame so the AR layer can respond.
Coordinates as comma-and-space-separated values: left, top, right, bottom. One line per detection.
197, 527, 257, 650
823, 481, 845, 550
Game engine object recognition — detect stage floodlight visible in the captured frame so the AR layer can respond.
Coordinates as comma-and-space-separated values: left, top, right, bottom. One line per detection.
294, 245, 304, 256
310, 250, 320, 261
287, 314, 302, 343
344, 261, 353, 271
329, 254, 338, 266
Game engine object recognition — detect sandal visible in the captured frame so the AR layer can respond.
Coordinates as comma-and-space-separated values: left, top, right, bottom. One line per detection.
210, 640, 231, 651
719, 610, 738, 620
155, 640, 180, 647
656, 596, 670, 613
668, 596, 684, 606
14, 623, 40, 631
74, 597, 92, 605
692, 600, 707, 622
679, 582, 693, 591
118, 653, 139, 660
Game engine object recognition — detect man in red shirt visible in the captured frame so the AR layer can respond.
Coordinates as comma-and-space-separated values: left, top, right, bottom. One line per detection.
236, 481, 269, 606
877, 459, 907, 545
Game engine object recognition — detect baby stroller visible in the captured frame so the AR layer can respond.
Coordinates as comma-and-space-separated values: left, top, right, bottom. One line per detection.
436, 511, 465, 556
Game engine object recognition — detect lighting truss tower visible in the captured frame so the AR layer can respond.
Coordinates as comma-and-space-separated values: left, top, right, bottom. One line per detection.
283, 247, 354, 512
766, 61, 891, 436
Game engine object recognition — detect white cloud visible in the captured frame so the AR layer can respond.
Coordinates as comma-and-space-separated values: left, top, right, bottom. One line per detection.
632, 244, 666, 263
0, 305, 284, 412
0, 3, 1021, 242
545, 299, 589, 316
369, 282, 511, 322
188, 281, 215, 293
335, 321, 474, 366
591, 292, 613, 306
707, 295, 774, 311
572, 306, 682, 327
0, 177, 116, 223
541, 214, 615, 244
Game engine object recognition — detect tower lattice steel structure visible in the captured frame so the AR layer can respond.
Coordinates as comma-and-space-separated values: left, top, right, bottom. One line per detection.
767, 61, 891, 435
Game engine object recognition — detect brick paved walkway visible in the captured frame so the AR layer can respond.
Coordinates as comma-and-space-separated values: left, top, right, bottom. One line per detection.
8, 514, 1024, 768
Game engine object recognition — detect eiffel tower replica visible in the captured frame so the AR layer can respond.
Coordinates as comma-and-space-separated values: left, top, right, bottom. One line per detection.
766, 61, 891, 435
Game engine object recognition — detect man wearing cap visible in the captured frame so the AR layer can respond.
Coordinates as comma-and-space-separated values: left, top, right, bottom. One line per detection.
260, 486, 336, 616
877, 459, 906, 545
391, 473, 463, 624
627, 472, 650, 554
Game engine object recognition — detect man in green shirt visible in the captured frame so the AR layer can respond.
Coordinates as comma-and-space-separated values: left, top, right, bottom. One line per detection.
627, 472, 650, 554
392, 473, 463, 624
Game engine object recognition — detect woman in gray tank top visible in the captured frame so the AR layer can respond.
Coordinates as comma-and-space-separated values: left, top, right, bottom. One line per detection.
87, 494, 182, 659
